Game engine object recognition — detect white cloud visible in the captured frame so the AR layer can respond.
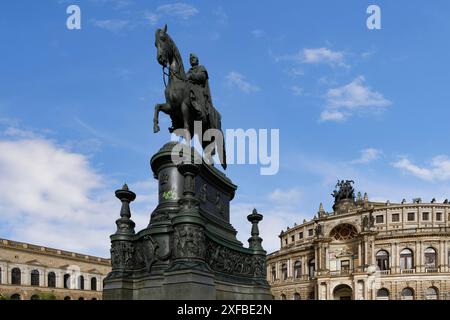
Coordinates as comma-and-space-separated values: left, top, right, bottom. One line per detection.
269, 188, 302, 204
351, 148, 383, 164
278, 47, 346, 67
251, 29, 265, 38
91, 19, 130, 32
231, 198, 307, 254
156, 3, 199, 19
145, 12, 160, 25
322, 76, 391, 122
319, 110, 346, 122
144, 3, 199, 26
213, 6, 227, 24
393, 156, 450, 182
88, 0, 132, 10
327, 76, 391, 109
226, 71, 260, 93
302, 47, 345, 65
291, 85, 304, 96
0, 131, 157, 257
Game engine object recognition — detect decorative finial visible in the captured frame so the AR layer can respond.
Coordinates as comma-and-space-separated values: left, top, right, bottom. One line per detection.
247, 208, 264, 252
114, 184, 136, 235
319, 202, 324, 212
318, 203, 325, 218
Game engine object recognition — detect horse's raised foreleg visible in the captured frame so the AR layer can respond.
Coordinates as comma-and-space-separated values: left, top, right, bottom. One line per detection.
153, 103, 171, 133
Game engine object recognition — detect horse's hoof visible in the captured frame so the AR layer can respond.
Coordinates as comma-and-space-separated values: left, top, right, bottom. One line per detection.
153, 125, 160, 133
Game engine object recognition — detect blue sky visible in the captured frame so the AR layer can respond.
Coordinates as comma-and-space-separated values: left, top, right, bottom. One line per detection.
1, 0, 450, 257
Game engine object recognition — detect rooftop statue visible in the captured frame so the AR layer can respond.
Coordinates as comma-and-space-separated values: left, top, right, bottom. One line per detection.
152, 25, 227, 170
332, 180, 356, 204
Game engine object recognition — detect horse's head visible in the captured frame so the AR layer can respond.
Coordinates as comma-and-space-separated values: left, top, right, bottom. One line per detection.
155, 24, 172, 67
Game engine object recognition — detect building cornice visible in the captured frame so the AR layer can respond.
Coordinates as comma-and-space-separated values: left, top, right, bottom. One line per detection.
0, 238, 110, 267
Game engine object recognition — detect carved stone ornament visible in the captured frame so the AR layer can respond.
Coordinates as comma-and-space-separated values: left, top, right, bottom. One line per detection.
205, 240, 266, 278
173, 225, 205, 259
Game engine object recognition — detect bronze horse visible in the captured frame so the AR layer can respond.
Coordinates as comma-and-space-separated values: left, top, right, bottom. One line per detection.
153, 25, 227, 170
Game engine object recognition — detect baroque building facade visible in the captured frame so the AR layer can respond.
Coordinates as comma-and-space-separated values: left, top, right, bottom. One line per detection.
267, 181, 450, 300
0, 238, 111, 300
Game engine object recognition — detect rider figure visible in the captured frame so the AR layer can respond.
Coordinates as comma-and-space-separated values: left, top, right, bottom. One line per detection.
186, 53, 212, 122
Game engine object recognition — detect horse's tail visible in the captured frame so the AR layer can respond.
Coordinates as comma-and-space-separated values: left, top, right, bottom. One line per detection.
218, 132, 227, 170
208, 106, 227, 170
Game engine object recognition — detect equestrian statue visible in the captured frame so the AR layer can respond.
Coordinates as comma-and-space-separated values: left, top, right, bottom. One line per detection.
153, 25, 227, 170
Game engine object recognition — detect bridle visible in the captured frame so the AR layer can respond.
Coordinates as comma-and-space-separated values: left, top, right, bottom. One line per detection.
158, 37, 187, 88
162, 65, 186, 88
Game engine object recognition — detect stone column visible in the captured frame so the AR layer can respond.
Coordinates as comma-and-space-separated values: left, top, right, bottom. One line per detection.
417, 241, 422, 272
314, 248, 318, 276
391, 242, 396, 273
371, 238, 375, 265
358, 242, 362, 268
444, 241, 449, 272
364, 238, 369, 266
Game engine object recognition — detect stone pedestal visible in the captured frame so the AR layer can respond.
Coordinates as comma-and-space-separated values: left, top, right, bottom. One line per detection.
103, 142, 271, 300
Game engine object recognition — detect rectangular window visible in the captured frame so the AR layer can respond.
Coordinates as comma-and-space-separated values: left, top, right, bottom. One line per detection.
291, 235, 295, 242
299, 232, 303, 239
341, 260, 350, 270
436, 212, 442, 221
407, 212, 415, 221
308, 229, 313, 237
422, 212, 429, 221
376, 215, 384, 223
392, 213, 400, 222
284, 238, 287, 245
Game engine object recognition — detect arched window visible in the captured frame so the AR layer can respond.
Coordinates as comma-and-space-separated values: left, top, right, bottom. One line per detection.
78, 275, 84, 290
425, 287, 438, 300
31, 270, 39, 286
280, 294, 286, 300
294, 261, 302, 278
64, 296, 71, 300
329, 224, 358, 241
91, 277, 97, 291
401, 287, 414, 300
376, 250, 389, 271
424, 247, 437, 269
64, 274, 70, 289
271, 265, 276, 281
293, 292, 301, 300
10, 294, 21, 300
30, 294, 40, 300
376, 288, 390, 300
48, 272, 56, 288
308, 258, 315, 278
11, 268, 21, 285
400, 249, 414, 270
281, 263, 287, 280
